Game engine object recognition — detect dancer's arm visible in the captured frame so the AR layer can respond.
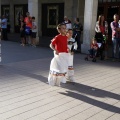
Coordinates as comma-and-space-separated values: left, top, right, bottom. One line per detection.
50, 43, 59, 55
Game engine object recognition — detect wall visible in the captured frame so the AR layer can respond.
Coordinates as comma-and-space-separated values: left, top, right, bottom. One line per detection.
38, 0, 64, 36
0, 0, 1, 16
1, 0, 28, 4
1, 0, 28, 33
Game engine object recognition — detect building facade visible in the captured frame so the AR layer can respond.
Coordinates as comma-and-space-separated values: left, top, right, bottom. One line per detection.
0, 0, 120, 54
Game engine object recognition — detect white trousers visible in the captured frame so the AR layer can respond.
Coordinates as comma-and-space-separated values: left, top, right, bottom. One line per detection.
48, 53, 69, 86
66, 53, 75, 82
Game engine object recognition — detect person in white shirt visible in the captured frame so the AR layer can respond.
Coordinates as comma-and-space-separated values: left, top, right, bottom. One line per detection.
66, 29, 77, 83
63, 16, 72, 30
1, 15, 8, 40
31, 16, 37, 47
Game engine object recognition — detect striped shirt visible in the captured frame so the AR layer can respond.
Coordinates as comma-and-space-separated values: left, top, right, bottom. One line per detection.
111, 21, 120, 38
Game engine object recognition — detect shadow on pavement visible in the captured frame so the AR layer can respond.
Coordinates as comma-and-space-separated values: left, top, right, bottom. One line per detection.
16, 68, 120, 113
59, 82, 120, 113
4, 64, 120, 113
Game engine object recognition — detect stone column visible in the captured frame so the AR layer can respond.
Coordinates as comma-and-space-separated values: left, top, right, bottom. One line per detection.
64, 0, 74, 21
10, 1, 14, 33
0, 0, 1, 63
77, 0, 85, 44
28, 0, 39, 44
81, 0, 98, 53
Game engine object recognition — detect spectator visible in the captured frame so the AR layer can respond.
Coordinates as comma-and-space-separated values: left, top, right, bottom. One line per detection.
110, 14, 120, 61
95, 14, 108, 60
20, 15, 26, 46
1, 15, 8, 41
63, 16, 72, 30
24, 12, 32, 45
31, 16, 37, 47
89, 38, 99, 58
73, 17, 83, 51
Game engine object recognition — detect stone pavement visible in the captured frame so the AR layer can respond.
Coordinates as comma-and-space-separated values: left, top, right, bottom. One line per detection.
0, 41, 120, 120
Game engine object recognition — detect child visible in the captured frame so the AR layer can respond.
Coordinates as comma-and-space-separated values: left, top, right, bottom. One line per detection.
66, 29, 77, 83
31, 16, 37, 47
48, 23, 69, 86
89, 38, 98, 59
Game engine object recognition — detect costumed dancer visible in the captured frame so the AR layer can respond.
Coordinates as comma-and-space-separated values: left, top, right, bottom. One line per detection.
66, 29, 77, 83
48, 23, 69, 86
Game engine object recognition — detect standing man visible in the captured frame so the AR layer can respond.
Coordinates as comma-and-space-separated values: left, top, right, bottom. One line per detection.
73, 17, 83, 51
31, 16, 37, 47
24, 12, 32, 45
110, 14, 120, 61
1, 15, 8, 41
63, 16, 72, 30
20, 15, 26, 46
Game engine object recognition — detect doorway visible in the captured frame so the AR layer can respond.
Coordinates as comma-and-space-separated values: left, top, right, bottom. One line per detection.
42, 3, 64, 37
14, 4, 28, 33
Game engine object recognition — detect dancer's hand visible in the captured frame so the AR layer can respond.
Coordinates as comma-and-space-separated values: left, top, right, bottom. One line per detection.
71, 52, 74, 55
55, 50, 59, 55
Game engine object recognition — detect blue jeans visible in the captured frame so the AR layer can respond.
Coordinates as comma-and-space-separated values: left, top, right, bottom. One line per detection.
112, 38, 120, 59
89, 48, 97, 57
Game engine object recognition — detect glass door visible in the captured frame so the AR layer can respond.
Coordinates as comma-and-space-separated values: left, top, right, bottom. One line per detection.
1, 5, 10, 32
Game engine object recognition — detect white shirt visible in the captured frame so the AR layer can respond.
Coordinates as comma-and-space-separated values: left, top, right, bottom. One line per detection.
1, 18, 7, 28
68, 38, 77, 51
64, 20, 72, 30
32, 21, 37, 32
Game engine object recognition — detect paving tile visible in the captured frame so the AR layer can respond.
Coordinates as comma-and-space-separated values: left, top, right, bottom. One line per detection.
86, 110, 117, 120
106, 114, 120, 120
45, 116, 61, 120
0, 41, 119, 120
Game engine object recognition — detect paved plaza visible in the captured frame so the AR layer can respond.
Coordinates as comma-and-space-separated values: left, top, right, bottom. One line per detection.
0, 41, 120, 120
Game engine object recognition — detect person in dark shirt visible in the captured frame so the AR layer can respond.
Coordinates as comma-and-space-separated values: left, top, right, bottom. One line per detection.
20, 15, 26, 46
110, 14, 120, 61
1, 15, 8, 41
73, 17, 83, 51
